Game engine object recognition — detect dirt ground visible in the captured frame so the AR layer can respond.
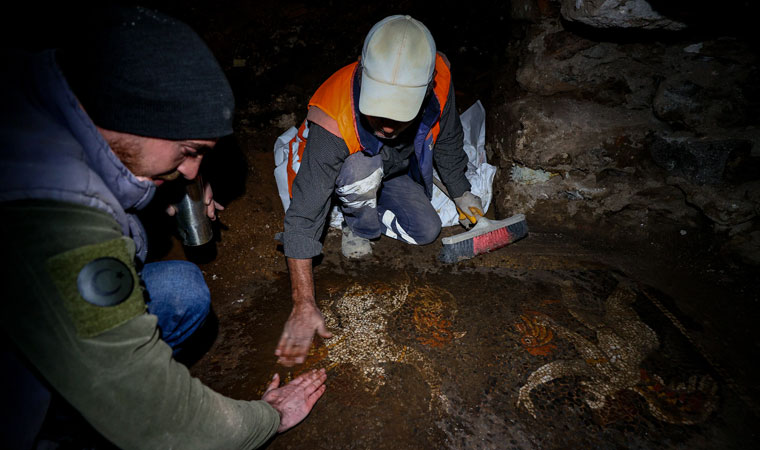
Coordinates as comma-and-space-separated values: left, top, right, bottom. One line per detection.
24, 1, 759, 448
152, 152, 759, 449
140, 144, 760, 450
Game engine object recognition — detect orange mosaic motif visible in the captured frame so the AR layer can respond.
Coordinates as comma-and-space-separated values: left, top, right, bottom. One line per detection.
414, 307, 453, 348
634, 369, 718, 424
514, 310, 557, 356
409, 285, 456, 348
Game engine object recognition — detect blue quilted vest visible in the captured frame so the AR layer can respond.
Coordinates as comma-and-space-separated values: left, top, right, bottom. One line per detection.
0, 50, 155, 261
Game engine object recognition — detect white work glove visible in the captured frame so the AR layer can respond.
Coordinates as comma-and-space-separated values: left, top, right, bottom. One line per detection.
453, 191, 484, 228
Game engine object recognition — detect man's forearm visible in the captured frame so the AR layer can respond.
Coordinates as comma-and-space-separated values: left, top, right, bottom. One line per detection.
277, 256, 330, 366
287, 257, 316, 306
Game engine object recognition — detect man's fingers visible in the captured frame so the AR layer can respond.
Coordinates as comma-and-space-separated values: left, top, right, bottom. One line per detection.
277, 357, 296, 367
308, 376, 326, 394
275, 352, 302, 367
305, 372, 327, 406
466, 206, 483, 220
281, 341, 308, 358
285, 334, 312, 356
289, 373, 310, 386
202, 183, 225, 219
275, 332, 303, 354
457, 207, 477, 224
276, 342, 307, 366
301, 369, 326, 391
264, 373, 280, 394
276, 311, 325, 366
302, 369, 323, 382
203, 182, 214, 203
307, 384, 327, 408
205, 200, 224, 221
274, 333, 290, 356
291, 369, 322, 384
317, 324, 333, 339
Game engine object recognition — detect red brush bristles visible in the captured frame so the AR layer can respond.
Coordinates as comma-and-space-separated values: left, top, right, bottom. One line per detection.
438, 215, 528, 263
472, 227, 512, 255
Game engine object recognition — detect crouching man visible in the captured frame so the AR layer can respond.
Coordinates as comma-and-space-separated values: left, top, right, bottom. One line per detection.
0, 6, 325, 449
275, 15, 484, 366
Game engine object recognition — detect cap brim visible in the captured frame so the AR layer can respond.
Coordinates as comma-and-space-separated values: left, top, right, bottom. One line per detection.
359, 72, 427, 122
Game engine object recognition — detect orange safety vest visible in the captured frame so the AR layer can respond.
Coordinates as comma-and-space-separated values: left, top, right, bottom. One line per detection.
286, 53, 452, 198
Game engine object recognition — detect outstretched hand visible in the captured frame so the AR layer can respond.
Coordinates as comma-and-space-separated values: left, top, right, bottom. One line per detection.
275, 303, 332, 366
263, 369, 327, 432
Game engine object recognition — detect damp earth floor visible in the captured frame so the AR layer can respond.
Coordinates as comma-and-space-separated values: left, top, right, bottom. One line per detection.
176, 164, 759, 449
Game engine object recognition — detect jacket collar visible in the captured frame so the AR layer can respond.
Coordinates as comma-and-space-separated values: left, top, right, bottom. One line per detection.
42, 50, 156, 212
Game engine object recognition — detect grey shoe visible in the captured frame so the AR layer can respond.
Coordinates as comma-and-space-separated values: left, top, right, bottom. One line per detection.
341, 224, 372, 258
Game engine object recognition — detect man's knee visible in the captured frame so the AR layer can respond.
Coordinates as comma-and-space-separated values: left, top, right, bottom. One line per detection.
413, 213, 442, 245
336, 153, 383, 209
170, 261, 210, 318
381, 209, 441, 245
143, 260, 210, 324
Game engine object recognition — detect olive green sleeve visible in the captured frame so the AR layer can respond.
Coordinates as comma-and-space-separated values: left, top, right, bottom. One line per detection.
0, 201, 279, 450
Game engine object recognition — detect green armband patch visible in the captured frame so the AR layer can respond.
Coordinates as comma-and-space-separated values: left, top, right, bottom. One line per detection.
46, 237, 146, 338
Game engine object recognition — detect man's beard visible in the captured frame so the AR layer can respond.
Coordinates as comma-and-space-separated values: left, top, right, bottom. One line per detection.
107, 135, 180, 181
107, 134, 144, 175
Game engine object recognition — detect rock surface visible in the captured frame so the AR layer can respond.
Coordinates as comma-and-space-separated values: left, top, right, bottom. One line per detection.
498, 0, 760, 264
560, 0, 686, 30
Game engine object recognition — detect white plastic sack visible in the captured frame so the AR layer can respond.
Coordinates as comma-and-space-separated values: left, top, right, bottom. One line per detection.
273, 100, 496, 228
273, 125, 299, 212
432, 100, 495, 226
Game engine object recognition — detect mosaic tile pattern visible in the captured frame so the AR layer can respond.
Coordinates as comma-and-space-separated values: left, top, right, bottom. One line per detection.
203, 268, 756, 449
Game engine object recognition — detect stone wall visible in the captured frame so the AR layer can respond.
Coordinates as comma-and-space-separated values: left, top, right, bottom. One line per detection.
491, 0, 759, 264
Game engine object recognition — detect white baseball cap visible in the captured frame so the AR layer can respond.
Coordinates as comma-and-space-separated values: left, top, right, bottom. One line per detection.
359, 15, 436, 122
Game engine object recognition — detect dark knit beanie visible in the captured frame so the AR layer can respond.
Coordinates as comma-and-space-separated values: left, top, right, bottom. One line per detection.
61, 6, 234, 140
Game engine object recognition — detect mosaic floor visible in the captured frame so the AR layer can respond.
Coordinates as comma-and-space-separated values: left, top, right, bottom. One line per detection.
193, 231, 759, 449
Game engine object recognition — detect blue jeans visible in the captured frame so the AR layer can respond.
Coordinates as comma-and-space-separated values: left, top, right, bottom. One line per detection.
336, 152, 441, 245
141, 260, 211, 350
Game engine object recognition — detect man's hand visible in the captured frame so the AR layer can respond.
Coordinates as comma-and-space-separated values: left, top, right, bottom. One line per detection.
275, 303, 333, 366
263, 369, 327, 432
453, 191, 484, 228
202, 181, 224, 220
